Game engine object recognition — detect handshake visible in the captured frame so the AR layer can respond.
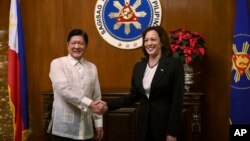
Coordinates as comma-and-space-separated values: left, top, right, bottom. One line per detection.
89, 100, 108, 115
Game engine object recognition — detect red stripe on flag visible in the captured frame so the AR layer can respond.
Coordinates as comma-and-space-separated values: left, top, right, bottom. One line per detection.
8, 49, 22, 141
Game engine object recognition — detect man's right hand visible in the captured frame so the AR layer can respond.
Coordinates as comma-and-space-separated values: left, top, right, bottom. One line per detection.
89, 100, 108, 115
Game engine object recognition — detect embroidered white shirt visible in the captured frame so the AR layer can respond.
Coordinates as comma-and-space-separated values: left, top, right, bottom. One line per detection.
48, 55, 102, 140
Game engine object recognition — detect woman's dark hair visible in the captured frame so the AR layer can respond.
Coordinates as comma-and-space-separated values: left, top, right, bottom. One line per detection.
141, 26, 172, 59
67, 29, 88, 45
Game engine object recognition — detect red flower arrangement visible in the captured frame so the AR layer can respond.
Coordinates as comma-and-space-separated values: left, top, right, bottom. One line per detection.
169, 28, 206, 64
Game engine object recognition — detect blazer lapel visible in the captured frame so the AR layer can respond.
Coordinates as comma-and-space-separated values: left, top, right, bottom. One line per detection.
150, 57, 169, 93
137, 61, 147, 96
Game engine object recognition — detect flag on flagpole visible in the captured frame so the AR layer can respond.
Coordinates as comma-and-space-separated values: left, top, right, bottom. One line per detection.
230, 0, 250, 125
8, 0, 29, 140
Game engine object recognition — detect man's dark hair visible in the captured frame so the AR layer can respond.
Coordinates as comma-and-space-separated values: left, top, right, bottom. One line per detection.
67, 29, 88, 45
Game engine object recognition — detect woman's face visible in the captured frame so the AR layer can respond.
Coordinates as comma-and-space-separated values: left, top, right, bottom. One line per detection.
67, 35, 87, 60
144, 30, 162, 58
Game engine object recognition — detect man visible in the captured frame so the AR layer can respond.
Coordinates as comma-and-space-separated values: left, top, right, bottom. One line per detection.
48, 29, 107, 141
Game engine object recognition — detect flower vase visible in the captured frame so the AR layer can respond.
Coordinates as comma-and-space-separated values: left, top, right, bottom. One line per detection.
183, 63, 202, 92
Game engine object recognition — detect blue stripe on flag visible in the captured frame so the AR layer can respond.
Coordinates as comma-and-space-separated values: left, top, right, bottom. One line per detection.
16, 0, 29, 129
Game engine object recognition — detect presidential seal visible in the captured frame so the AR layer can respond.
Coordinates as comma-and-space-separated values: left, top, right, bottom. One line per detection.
94, 0, 162, 50
231, 34, 250, 88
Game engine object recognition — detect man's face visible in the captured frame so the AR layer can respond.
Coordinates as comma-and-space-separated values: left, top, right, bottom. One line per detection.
67, 35, 87, 60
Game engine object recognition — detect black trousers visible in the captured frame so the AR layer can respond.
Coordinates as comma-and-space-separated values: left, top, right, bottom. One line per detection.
50, 134, 92, 141
145, 128, 155, 141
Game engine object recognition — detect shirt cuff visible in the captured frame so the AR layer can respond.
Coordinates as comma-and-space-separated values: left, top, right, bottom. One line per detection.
79, 96, 93, 111
94, 118, 103, 128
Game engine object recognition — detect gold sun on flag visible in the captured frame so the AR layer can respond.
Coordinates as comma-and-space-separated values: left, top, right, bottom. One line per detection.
232, 41, 250, 82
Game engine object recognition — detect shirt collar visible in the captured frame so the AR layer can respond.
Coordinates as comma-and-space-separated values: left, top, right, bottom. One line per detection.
67, 54, 85, 66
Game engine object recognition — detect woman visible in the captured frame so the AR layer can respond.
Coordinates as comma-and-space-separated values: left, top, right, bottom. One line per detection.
107, 26, 184, 141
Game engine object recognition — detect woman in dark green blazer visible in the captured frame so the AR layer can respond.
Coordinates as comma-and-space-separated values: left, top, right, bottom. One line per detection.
107, 26, 184, 141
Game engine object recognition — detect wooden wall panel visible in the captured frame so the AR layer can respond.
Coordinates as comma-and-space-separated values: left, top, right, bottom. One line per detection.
20, 1, 66, 138
0, 0, 10, 30
0, 0, 234, 141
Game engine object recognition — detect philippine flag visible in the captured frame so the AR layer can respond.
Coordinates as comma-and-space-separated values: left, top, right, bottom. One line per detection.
8, 0, 29, 140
